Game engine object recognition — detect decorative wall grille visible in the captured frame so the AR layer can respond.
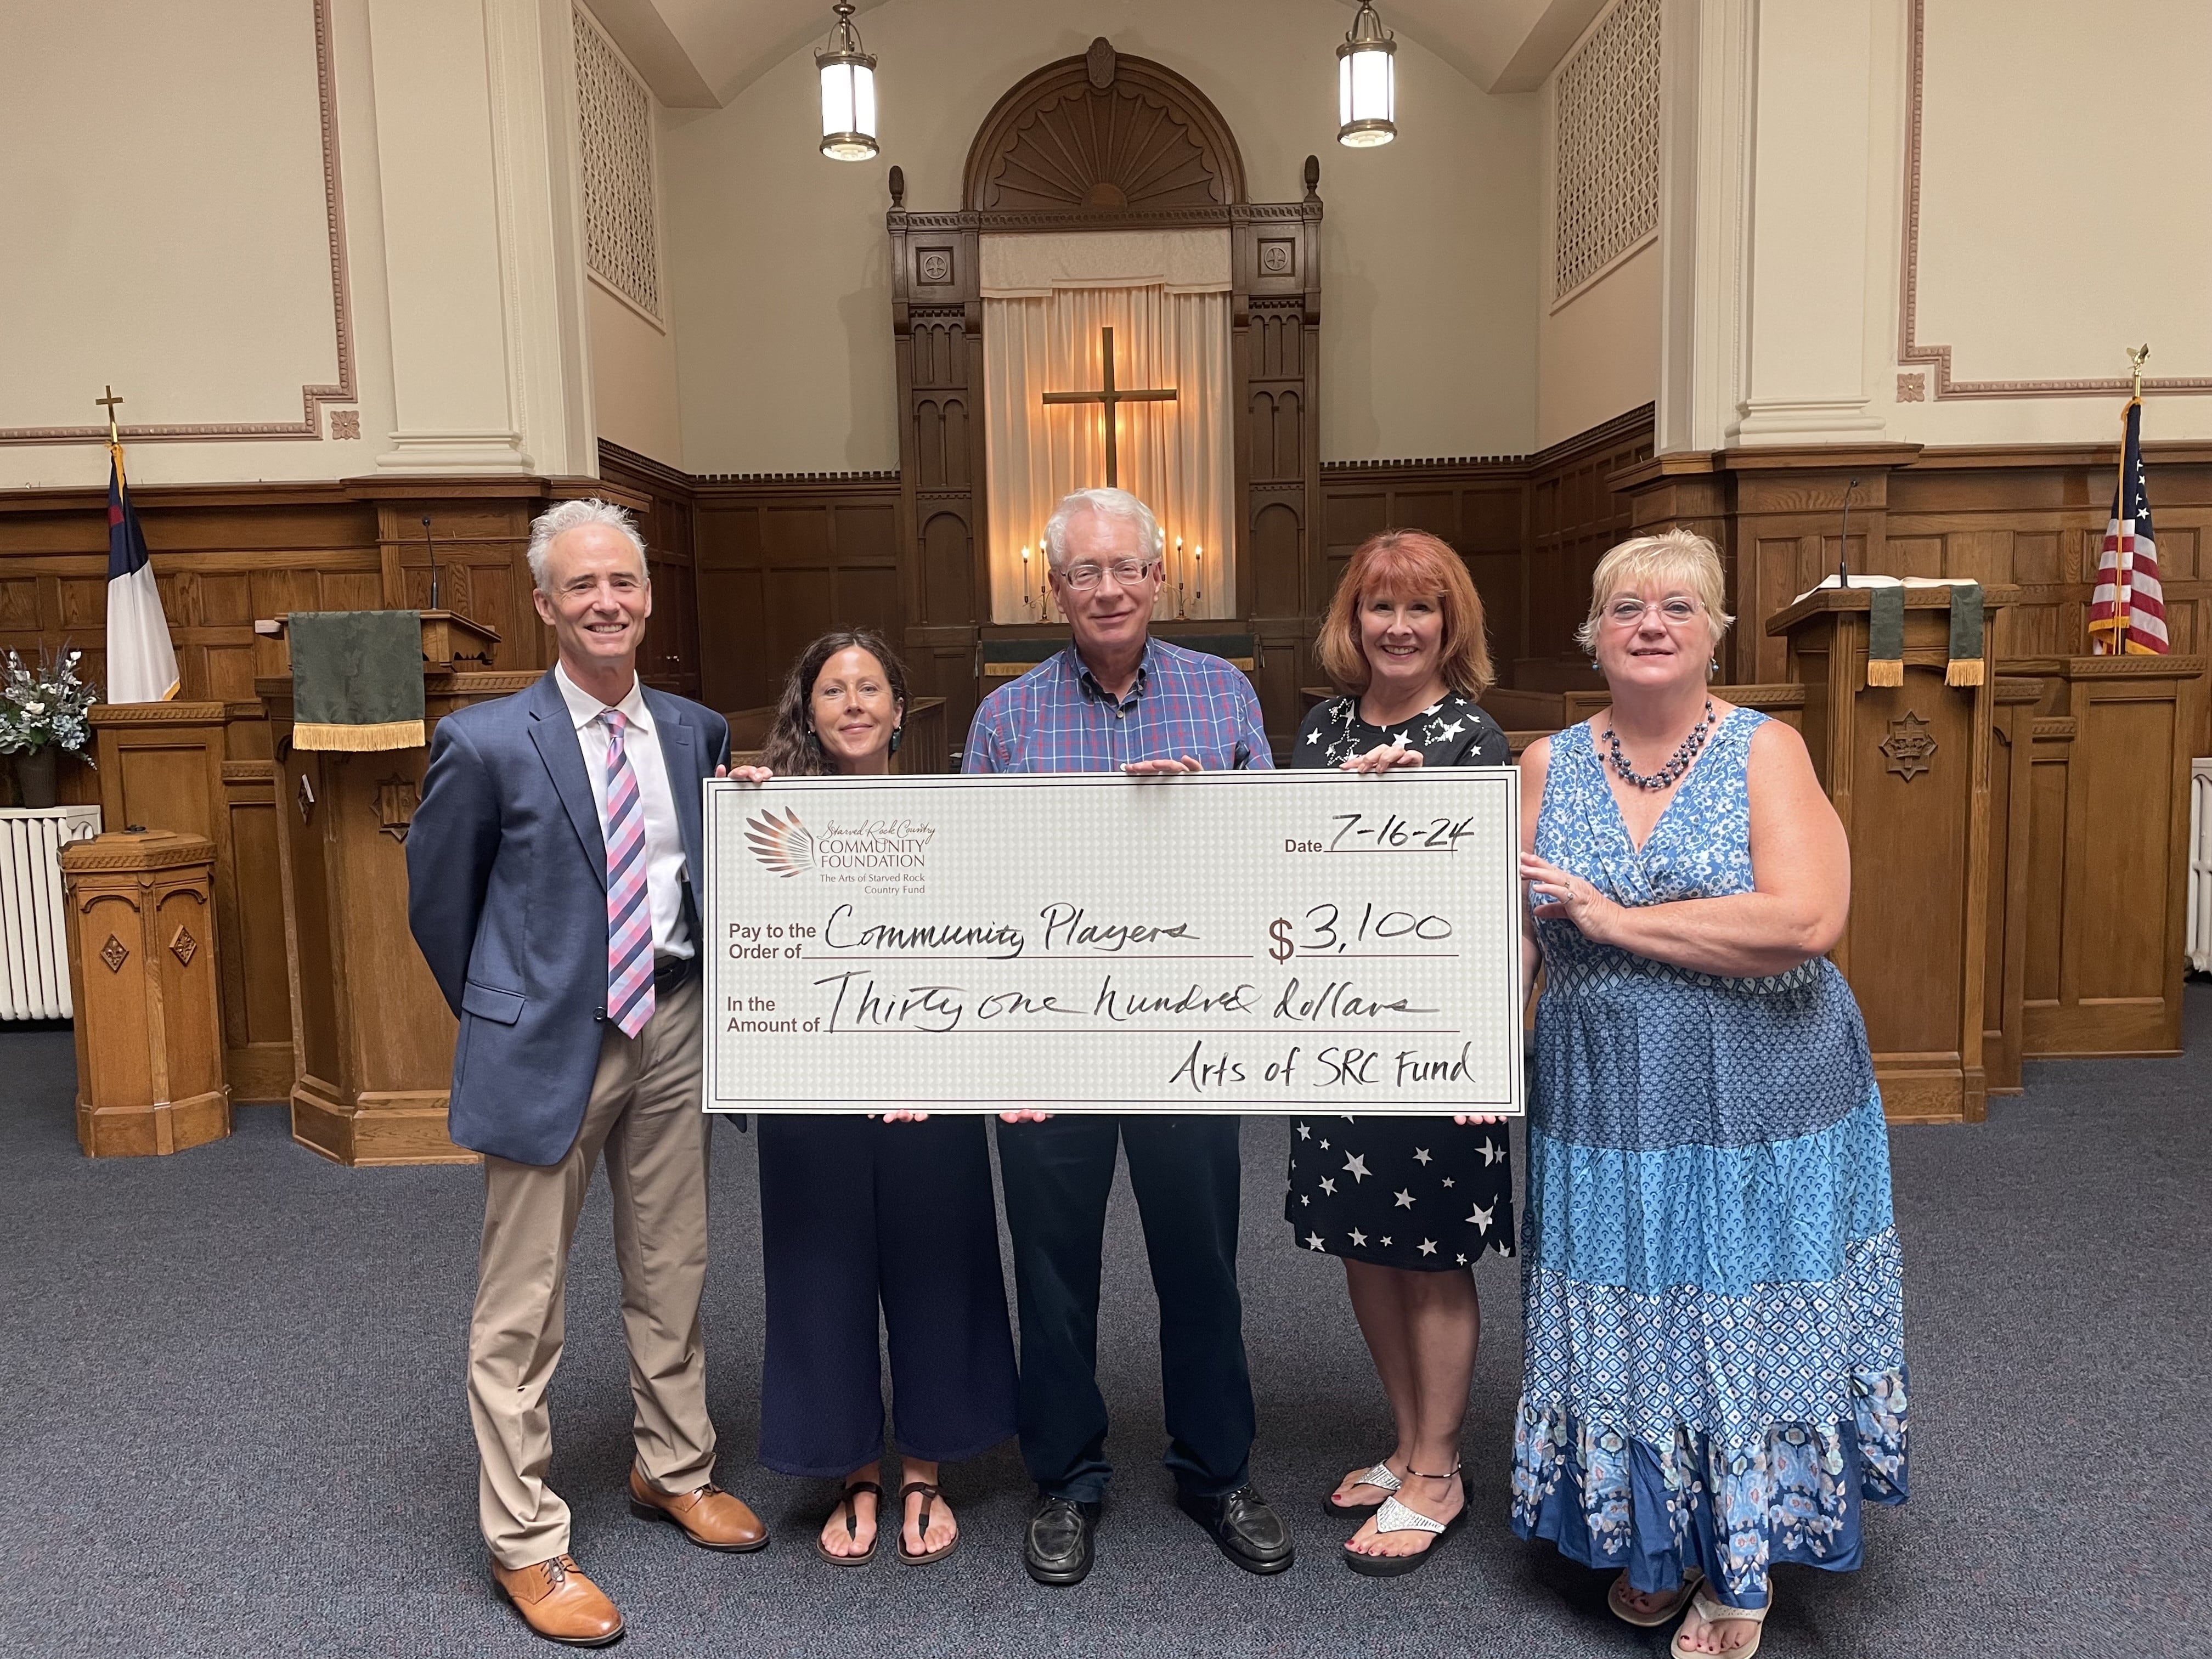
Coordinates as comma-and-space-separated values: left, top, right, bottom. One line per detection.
1553, 0, 1661, 302
574, 7, 660, 320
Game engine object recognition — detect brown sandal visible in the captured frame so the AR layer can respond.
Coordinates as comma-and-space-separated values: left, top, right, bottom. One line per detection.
896, 1480, 957, 1565
814, 1480, 883, 1566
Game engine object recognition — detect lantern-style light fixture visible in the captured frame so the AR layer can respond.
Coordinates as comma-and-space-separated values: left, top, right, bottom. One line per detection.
817, 2, 877, 161
1336, 0, 1397, 148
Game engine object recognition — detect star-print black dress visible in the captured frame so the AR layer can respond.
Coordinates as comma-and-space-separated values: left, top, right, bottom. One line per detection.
1283, 692, 1518, 1271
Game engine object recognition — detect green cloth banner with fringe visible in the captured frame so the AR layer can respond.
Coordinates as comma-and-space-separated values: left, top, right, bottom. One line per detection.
289, 611, 425, 751
1862, 579, 1984, 689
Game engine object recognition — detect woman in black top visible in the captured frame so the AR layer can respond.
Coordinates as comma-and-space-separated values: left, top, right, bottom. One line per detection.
1289, 530, 1517, 1577
735, 632, 1019, 1567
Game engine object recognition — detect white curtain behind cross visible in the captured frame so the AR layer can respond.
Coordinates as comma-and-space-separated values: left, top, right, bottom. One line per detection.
981, 231, 1235, 625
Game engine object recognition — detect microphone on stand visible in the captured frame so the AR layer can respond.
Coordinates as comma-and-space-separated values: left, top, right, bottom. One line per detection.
422, 515, 441, 612
1836, 478, 1861, 588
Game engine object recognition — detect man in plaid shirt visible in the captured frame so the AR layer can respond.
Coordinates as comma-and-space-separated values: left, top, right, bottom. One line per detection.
964, 488, 1292, 1588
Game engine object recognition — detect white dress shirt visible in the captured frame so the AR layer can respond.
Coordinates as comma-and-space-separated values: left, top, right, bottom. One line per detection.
555, 662, 693, 960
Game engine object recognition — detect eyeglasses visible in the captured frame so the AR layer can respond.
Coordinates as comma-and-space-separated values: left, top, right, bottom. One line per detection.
1057, 558, 1158, 591
1603, 596, 1702, 628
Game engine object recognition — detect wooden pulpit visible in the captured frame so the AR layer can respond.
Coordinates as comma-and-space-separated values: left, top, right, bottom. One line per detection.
1765, 584, 2020, 1124
257, 607, 512, 1166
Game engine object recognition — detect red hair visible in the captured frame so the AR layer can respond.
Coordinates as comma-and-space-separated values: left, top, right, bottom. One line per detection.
1315, 530, 1496, 699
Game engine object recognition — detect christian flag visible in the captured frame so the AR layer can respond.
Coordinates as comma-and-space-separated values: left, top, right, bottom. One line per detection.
2087, 398, 2168, 655
104, 445, 179, 703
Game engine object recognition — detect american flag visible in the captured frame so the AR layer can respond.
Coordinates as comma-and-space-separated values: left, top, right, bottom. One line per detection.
2087, 398, 2168, 654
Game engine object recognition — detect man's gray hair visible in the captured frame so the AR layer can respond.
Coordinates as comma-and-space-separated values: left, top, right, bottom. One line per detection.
1043, 487, 1162, 569
526, 498, 649, 590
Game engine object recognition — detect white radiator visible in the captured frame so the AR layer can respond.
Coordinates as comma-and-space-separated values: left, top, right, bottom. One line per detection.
1, 805, 102, 1020
2192, 761, 2212, 975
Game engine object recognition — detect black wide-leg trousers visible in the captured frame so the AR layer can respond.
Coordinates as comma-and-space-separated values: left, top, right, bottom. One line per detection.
755, 1114, 1018, 1477
995, 1113, 1255, 1504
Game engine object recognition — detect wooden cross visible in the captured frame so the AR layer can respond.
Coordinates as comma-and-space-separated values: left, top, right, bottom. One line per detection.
96, 385, 124, 447
1041, 326, 1176, 489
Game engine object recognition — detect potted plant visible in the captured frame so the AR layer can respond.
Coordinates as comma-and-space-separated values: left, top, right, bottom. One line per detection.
0, 647, 98, 809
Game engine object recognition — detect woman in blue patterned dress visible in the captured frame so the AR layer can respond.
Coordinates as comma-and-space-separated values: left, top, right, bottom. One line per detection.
1513, 531, 1908, 1658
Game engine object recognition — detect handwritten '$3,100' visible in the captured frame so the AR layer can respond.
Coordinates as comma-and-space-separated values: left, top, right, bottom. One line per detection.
702, 769, 1524, 1117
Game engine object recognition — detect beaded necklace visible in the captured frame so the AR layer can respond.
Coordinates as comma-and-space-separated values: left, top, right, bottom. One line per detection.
1602, 698, 1717, 792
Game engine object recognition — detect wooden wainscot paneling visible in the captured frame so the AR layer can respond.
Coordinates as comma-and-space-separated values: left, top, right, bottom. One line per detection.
1320, 405, 1656, 708
1768, 584, 2024, 1124
60, 831, 230, 1158
693, 473, 905, 726
599, 440, 700, 702
3, 475, 597, 1109
2006, 653, 2207, 1059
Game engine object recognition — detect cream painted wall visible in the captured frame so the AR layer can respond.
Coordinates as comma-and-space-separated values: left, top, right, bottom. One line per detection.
589, 281, 686, 465
1870, 0, 2212, 444
1538, 242, 1660, 447
0, 0, 598, 489
661, 0, 1541, 475
0, 0, 398, 488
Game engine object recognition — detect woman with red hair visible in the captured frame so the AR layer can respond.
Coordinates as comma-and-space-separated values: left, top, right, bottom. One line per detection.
1286, 529, 1516, 1576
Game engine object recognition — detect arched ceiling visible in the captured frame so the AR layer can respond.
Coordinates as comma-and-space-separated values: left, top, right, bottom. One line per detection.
582, 0, 1608, 109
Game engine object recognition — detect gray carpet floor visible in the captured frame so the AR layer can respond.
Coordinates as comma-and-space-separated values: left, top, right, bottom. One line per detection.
2, 995, 2208, 1658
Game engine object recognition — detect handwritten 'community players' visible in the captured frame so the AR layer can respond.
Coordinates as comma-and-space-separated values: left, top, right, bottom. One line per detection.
963, 486, 1294, 1585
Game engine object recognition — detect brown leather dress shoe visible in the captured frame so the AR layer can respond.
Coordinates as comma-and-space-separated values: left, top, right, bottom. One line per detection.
491, 1554, 624, 1647
627, 1466, 770, 1552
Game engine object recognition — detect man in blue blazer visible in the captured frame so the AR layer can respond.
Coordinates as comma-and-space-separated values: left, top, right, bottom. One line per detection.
409, 499, 763, 1647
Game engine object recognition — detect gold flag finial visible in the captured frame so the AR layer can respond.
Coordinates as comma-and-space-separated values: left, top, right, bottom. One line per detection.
95, 385, 124, 449
2126, 344, 2149, 402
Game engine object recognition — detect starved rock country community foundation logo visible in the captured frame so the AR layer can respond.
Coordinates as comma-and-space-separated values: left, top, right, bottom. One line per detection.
744, 809, 935, 882
744, 809, 815, 877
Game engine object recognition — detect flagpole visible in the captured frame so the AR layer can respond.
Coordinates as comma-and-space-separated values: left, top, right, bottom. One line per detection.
2117, 346, 2148, 652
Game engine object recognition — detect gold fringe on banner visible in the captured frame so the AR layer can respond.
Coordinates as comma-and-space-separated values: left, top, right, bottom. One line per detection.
1866, 659, 1905, 687
1945, 657, 1985, 687
292, 719, 426, 752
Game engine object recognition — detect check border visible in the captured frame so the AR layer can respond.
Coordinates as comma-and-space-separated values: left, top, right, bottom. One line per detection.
702, 770, 1525, 1116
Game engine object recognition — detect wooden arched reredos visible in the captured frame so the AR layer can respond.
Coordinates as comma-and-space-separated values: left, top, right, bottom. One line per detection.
888, 37, 1322, 757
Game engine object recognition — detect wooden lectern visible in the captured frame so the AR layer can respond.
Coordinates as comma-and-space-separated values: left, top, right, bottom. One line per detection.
259, 608, 512, 1166
61, 831, 232, 1156
1766, 584, 2019, 1124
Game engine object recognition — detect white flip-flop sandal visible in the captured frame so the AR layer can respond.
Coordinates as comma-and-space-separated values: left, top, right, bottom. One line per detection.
1609, 1566, 1703, 1628
1323, 1460, 1402, 1517
1668, 1589, 1770, 1659
1341, 1463, 1465, 1578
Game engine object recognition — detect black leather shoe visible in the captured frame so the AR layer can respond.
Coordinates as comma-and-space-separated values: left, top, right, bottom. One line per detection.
1177, 1485, 1294, 1576
1024, 1493, 1098, 1587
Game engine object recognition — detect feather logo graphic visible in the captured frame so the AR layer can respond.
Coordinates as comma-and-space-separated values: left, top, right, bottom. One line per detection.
744, 808, 816, 877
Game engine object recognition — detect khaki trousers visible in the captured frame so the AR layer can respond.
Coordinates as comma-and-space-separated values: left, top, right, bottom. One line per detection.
468, 968, 715, 1567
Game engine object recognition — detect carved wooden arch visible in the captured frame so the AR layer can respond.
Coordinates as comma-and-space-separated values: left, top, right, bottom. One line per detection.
964, 40, 1246, 215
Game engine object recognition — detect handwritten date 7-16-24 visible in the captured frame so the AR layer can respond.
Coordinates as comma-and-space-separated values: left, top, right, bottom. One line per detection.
1316, 811, 1481, 853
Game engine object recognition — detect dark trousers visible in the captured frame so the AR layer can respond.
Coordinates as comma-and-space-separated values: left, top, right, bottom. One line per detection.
756, 1114, 1018, 1477
996, 1114, 1255, 1504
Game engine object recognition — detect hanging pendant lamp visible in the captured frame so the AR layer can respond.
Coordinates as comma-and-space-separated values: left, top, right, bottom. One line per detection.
1336, 0, 1397, 148
817, 2, 878, 161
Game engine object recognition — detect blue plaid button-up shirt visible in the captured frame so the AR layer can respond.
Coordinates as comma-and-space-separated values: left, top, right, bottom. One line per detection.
963, 637, 1273, 774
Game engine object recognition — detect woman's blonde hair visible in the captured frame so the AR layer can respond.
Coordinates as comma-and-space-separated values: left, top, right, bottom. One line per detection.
1575, 528, 1735, 656
1315, 530, 1496, 700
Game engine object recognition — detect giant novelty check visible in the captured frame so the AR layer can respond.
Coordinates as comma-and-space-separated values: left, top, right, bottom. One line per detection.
702, 769, 1523, 1116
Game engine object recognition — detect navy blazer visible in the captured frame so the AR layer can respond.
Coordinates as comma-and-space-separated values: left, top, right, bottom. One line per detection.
407, 670, 731, 1166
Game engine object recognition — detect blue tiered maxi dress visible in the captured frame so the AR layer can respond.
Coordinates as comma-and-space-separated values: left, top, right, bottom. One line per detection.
1514, 708, 1909, 1610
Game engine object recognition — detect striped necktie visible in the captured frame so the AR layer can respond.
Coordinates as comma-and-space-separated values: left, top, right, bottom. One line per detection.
601, 709, 654, 1037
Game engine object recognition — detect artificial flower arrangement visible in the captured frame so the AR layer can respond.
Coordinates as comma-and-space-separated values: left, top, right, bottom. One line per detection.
0, 647, 98, 758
